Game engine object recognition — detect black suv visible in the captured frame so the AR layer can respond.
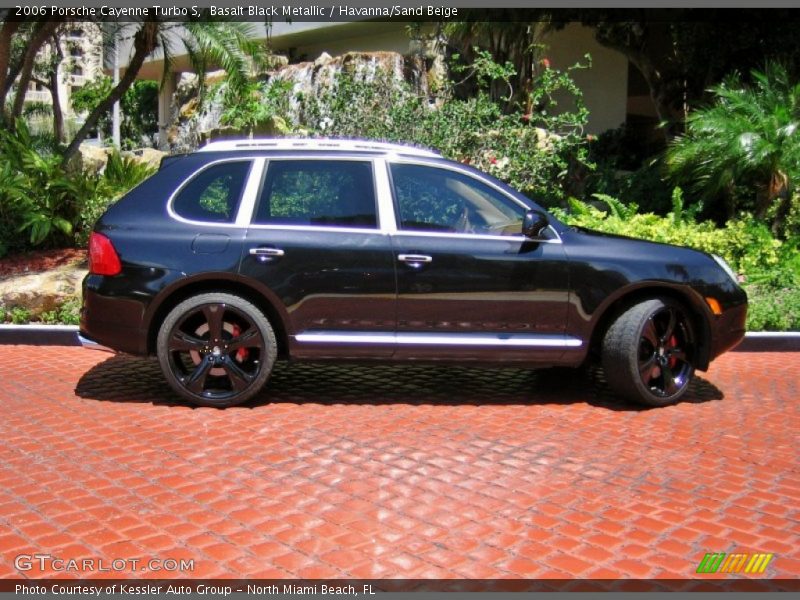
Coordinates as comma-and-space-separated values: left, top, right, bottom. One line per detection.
80, 138, 747, 408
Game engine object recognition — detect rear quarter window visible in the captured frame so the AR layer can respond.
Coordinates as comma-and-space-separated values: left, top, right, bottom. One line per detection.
172, 160, 251, 223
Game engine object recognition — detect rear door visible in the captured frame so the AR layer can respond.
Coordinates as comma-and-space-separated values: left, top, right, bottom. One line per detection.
239, 157, 396, 358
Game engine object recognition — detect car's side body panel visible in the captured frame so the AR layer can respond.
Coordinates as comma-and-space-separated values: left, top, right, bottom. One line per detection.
80, 143, 747, 384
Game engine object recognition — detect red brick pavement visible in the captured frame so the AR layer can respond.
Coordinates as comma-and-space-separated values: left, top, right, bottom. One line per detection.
0, 347, 797, 582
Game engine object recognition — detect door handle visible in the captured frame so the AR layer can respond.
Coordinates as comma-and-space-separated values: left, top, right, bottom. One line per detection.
249, 246, 285, 262
398, 254, 432, 266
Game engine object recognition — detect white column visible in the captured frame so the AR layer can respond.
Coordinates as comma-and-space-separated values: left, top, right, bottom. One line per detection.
158, 71, 177, 150
112, 31, 121, 149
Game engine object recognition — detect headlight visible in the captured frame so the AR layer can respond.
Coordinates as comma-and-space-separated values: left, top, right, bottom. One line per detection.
712, 254, 739, 284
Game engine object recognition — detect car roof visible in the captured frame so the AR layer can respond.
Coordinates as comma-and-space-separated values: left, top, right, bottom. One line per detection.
197, 137, 442, 159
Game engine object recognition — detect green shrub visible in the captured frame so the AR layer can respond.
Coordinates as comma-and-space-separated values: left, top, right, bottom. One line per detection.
747, 287, 800, 331
39, 298, 81, 325
75, 151, 156, 246
0, 121, 80, 253
0, 121, 155, 255
553, 191, 783, 278
8, 306, 31, 324
555, 190, 800, 330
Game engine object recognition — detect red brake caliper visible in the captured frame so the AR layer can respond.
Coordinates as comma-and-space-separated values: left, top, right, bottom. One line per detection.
668, 335, 678, 368
231, 324, 249, 362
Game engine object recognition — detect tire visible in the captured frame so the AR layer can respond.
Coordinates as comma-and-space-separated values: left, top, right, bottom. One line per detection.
157, 292, 277, 408
601, 298, 695, 407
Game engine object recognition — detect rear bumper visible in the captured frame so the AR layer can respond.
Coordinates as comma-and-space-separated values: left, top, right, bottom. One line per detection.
80, 274, 149, 355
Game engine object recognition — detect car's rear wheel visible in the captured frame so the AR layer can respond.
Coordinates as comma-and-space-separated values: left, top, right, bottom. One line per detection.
157, 293, 277, 408
602, 298, 695, 407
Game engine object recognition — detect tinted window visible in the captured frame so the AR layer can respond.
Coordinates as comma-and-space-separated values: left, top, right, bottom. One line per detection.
173, 161, 251, 223
390, 163, 524, 235
255, 160, 377, 228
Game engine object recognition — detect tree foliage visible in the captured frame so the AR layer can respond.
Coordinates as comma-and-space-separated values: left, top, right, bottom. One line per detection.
72, 77, 159, 148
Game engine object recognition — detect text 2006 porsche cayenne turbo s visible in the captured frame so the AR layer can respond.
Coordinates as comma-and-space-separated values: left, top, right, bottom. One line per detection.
80, 138, 747, 408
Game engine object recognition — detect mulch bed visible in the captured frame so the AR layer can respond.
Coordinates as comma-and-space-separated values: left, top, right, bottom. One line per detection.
0, 248, 86, 280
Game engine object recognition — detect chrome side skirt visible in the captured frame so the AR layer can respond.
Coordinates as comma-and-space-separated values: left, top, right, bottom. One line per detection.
78, 334, 116, 353
295, 331, 582, 348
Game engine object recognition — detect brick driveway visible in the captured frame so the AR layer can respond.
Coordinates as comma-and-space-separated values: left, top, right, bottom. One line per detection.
0, 346, 797, 585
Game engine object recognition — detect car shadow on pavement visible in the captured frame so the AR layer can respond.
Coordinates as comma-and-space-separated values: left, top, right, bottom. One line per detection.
75, 355, 724, 411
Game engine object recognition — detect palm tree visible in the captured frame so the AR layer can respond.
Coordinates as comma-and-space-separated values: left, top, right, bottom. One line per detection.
666, 63, 800, 234
61, 20, 266, 165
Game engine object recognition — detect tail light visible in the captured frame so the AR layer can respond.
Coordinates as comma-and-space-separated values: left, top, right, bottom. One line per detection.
88, 232, 122, 276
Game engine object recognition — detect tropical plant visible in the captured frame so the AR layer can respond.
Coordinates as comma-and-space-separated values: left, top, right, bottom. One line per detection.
666, 63, 800, 235
0, 120, 79, 247
0, 120, 156, 254
219, 78, 294, 134
61, 20, 267, 164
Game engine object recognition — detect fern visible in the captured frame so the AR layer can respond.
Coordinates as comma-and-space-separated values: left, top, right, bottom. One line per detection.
591, 193, 638, 219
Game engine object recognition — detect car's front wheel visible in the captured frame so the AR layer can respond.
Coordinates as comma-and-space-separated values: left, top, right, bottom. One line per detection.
157, 292, 277, 408
602, 298, 695, 407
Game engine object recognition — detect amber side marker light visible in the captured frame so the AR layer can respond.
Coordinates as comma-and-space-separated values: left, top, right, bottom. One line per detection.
705, 297, 723, 316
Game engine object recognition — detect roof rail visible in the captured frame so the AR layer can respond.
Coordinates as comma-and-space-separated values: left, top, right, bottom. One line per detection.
198, 137, 442, 158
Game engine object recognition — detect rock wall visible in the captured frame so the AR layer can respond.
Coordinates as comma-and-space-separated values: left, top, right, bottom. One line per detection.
167, 50, 444, 152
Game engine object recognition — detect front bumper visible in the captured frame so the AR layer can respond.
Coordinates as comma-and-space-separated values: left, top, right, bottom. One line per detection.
709, 302, 748, 361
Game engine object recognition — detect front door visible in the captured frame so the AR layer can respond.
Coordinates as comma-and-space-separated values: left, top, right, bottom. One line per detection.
388, 162, 573, 362
239, 158, 396, 358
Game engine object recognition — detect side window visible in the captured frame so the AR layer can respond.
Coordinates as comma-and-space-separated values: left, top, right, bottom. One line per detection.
390, 163, 525, 236
173, 161, 251, 223
254, 160, 377, 228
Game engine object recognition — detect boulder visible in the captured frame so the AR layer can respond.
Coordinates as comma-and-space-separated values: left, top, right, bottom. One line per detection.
78, 143, 111, 174
132, 148, 167, 170
0, 262, 86, 319
180, 97, 200, 120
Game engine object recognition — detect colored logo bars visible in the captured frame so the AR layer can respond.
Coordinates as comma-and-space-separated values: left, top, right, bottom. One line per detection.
697, 552, 774, 574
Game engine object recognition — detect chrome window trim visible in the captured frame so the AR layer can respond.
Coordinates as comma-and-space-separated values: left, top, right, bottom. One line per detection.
386, 158, 563, 244
246, 223, 390, 235
165, 152, 561, 244
391, 230, 559, 244
295, 331, 582, 348
166, 157, 261, 229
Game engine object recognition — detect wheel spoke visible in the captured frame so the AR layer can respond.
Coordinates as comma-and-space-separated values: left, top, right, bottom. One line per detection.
638, 354, 657, 380
227, 327, 263, 352
184, 358, 213, 394
661, 363, 679, 396
660, 309, 677, 344
220, 357, 255, 392
641, 319, 658, 348
170, 330, 206, 353
202, 304, 225, 341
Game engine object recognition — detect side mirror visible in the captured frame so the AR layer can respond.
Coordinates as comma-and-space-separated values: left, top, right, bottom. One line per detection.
522, 209, 549, 238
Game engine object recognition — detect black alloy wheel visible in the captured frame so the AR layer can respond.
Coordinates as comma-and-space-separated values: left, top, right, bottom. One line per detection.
602, 298, 696, 406
157, 293, 277, 407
